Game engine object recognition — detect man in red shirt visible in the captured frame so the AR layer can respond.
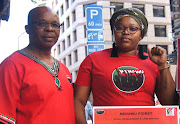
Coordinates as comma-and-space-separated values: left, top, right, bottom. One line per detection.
0, 6, 75, 124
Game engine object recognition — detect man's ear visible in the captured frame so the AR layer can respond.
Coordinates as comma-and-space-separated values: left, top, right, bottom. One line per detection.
25, 25, 31, 34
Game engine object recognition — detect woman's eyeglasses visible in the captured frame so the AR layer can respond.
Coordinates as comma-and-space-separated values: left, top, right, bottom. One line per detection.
114, 26, 140, 34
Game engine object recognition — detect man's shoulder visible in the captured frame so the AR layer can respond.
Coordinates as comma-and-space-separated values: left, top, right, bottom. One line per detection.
0, 51, 34, 67
0, 51, 26, 71
1, 51, 21, 64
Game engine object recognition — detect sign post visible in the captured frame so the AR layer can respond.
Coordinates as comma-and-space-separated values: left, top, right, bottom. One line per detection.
85, 5, 104, 55
86, 6, 103, 30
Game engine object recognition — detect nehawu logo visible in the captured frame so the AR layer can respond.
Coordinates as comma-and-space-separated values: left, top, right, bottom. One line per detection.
112, 66, 145, 93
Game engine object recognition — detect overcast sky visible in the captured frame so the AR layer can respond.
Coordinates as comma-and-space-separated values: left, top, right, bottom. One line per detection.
0, 0, 35, 63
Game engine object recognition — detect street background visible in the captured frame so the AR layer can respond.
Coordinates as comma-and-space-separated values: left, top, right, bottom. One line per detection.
0, 0, 34, 63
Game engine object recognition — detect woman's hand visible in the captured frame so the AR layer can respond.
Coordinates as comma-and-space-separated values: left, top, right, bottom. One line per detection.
148, 47, 179, 105
148, 46, 167, 66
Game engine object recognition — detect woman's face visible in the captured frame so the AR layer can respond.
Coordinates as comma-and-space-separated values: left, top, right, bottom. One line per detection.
114, 16, 142, 54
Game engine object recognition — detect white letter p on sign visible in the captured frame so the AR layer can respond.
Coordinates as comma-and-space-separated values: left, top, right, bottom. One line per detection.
91, 10, 98, 19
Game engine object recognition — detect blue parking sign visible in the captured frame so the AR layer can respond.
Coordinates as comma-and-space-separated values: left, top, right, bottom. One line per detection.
87, 30, 104, 42
87, 44, 104, 55
85, 5, 103, 30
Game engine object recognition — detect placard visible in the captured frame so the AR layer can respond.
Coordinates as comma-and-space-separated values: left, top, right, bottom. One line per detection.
93, 106, 179, 124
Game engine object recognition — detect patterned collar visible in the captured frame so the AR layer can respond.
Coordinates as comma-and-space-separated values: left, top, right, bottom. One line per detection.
18, 49, 62, 90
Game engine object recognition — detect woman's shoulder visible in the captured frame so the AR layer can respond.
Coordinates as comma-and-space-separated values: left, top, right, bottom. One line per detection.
89, 48, 112, 57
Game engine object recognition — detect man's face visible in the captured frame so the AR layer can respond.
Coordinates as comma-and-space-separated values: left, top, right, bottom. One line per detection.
27, 7, 60, 50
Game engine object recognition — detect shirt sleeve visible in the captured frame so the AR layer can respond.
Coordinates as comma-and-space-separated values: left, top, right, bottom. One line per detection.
75, 55, 93, 86
0, 59, 20, 123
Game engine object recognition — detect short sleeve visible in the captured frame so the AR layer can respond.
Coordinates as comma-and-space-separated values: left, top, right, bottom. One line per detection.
0, 59, 20, 123
75, 55, 93, 86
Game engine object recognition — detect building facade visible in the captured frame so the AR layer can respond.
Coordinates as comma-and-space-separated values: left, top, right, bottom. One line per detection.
52, 0, 174, 82
170, 0, 180, 44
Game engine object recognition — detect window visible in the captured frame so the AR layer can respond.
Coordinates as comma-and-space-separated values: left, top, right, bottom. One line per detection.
72, 10, 76, 23
57, 44, 60, 55
63, 58, 66, 65
73, 30, 77, 42
174, 14, 180, 19
62, 40, 65, 51
68, 54, 72, 66
60, 5, 64, 16
53, 48, 56, 57
67, 35, 71, 47
111, 3, 123, 12
110, 3, 123, 16
66, 0, 69, 10
153, 6, 165, 17
84, 25, 86, 38
174, 7, 179, 12
173, 0, 179, 4
132, 4, 145, 14
74, 50, 78, 62
66, 16, 70, 28
137, 45, 147, 53
61, 22, 64, 34
83, 5, 86, 17
154, 25, 166, 37
56, 11, 59, 17
175, 32, 180, 36
75, 70, 78, 79
85, 46, 87, 56
156, 45, 168, 54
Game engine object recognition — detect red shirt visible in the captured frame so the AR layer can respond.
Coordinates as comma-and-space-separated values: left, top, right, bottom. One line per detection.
0, 51, 75, 124
75, 48, 160, 106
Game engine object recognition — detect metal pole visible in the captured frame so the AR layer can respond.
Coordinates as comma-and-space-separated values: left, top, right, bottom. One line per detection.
18, 32, 26, 50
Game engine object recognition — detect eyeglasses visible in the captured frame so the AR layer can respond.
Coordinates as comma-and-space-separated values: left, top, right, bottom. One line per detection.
114, 26, 140, 34
31, 20, 62, 30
